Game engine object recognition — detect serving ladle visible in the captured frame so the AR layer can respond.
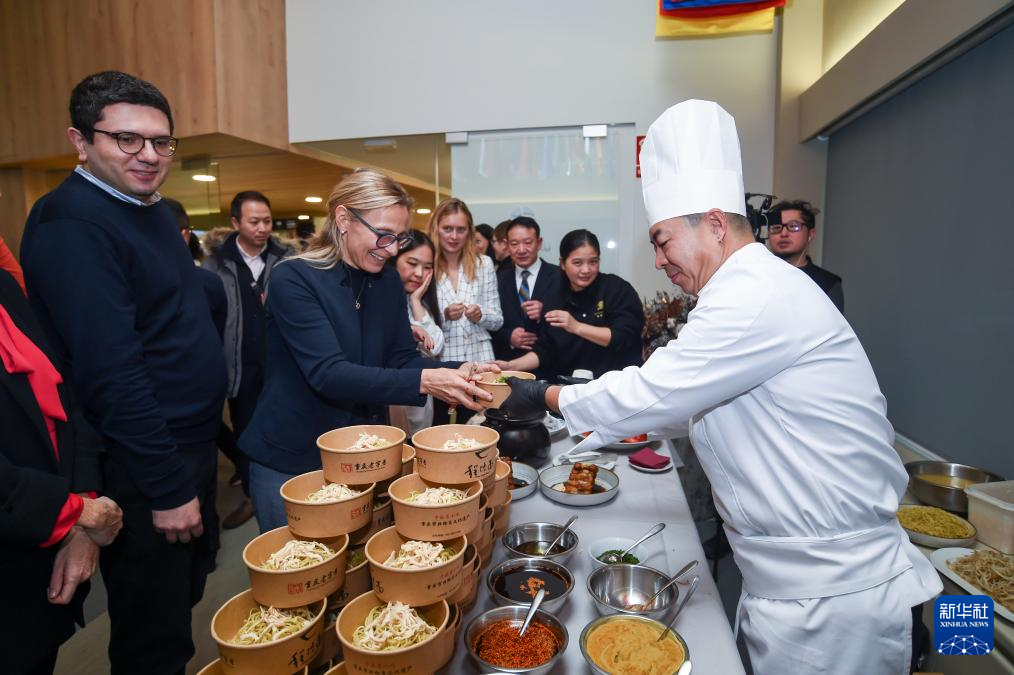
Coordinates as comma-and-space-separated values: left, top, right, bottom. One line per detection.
517, 588, 546, 637
600, 521, 665, 564
544, 515, 578, 556
631, 559, 699, 611
657, 575, 699, 642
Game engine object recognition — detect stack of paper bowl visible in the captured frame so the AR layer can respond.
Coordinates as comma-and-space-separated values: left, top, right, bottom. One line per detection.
387, 473, 482, 541
463, 494, 487, 547
400, 443, 416, 477
448, 543, 482, 610
411, 424, 499, 485
336, 591, 449, 675
280, 471, 375, 539
329, 544, 372, 609
481, 459, 511, 508
211, 589, 326, 673
433, 601, 462, 671
318, 425, 406, 486
475, 501, 495, 564
243, 527, 349, 608
493, 491, 513, 539
365, 526, 467, 605
324, 662, 347, 675
309, 594, 345, 670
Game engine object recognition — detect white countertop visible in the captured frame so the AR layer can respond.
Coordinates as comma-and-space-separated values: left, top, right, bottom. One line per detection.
439, 433, 745, 675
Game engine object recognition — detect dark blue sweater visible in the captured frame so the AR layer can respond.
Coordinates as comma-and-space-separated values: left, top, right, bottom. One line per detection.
20, 172, 227, 509
240, 258, 445, 475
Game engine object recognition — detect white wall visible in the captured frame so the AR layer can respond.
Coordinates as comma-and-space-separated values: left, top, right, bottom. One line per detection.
286, 0, 778, 296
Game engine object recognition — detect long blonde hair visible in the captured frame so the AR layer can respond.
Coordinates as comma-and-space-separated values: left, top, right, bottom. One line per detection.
428, 197, 479, 282
290, 168, 413, 269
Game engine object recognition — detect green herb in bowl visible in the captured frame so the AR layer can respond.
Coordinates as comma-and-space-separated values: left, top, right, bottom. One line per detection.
493, 375, 510, 384
597, 550, 640, 565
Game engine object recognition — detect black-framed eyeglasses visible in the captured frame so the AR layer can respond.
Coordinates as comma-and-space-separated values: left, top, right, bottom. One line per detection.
91, 128, 179, 157
768, 219, 809, 235
347, 207, 413, 250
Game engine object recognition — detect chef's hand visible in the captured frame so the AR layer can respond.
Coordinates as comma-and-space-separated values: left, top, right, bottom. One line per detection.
464, 304, 483, 323
545, 310, 578, 333
153, 497, 204, 544
77, 495, 123, 546
444, 303, 466, 321
520, 300, 543, 321
501, 377, 551, 419
421, 368, 493, 411
510, 327, 537, 350
48, 526, 99, 605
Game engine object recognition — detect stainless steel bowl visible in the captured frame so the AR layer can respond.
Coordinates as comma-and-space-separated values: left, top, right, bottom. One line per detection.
906, 461, 1004, 512
586, 563, 679, 622
579, 613, 689, 675
463, 605, 569, 674
502, 521, 579, 564
486, 557, 574, 612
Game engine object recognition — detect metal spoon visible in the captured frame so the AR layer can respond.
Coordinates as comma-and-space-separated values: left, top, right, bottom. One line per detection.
657, 575, 699, 642
601, 522, 665, 564
517, 588, 545, 637
544, 515, 578, 555
676, 660, 693, 675
632, 559, 699, 611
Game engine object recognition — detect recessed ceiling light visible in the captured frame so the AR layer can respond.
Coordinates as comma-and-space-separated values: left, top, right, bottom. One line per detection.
305, 196, 323, 203
416, 208, 432, 215
297, 215, 310, 221
192, 174, 216, 182
606, 240, 617, 249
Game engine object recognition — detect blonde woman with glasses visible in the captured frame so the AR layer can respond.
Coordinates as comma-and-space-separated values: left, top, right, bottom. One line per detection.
239, 170, 494, 531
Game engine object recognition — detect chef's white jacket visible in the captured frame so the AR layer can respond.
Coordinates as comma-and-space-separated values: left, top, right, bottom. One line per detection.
562, 243, 941, 674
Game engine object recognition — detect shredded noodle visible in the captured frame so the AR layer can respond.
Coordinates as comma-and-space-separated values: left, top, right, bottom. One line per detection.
440, 434, 481, 450
350, 432, 389, 449
947, 550, 1014, 613
352, 601, 436, 651
406, 487, 466, 505
230, 605, 313, 645
308, 483, 361, 503
262, 540, 336, 570
382, 540, 456, 569
897, 506, 974, 539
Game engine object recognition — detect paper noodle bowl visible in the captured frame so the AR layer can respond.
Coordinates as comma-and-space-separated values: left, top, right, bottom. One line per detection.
243, 526, 348, 608
336, 591, 448, 675
329, 546, 372, 610
281, 471, 375, 539
447, 544, 479, 606
475, 370, 536, 409
483, 459, 511, 507
212, 588, 325, 674
365, 526, 466, 605
493, 491, 513, 538
318, 425, 406, 485
324, 663, 347, 675
388, 474, 482, 541
411, 424, 499, 484
433, 602, 462, 671
464, 494, 488, 546
401, 443, 416, 477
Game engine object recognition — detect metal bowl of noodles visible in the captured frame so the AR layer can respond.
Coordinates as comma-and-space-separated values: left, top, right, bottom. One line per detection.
906, 461, 1004, 512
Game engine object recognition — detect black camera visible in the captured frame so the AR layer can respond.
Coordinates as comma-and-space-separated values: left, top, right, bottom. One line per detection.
745, 193, 777, 243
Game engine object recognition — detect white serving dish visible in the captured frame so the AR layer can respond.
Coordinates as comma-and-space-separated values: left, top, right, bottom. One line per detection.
508, 461, 539, 500
930, 547, 1013, 622
965, 480, 1014, 554
538, 464, 619, 507
897, 505, 976, 549
543, 414, 568, 438
573, 433, 659, 452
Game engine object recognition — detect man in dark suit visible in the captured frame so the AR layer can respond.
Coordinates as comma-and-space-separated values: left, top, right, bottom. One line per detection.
491, 216, 561, 362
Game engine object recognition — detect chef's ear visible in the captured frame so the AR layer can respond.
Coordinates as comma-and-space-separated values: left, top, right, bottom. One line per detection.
705, 208, 729, 242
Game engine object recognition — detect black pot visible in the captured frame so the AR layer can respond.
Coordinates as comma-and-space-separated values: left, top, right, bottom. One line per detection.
482, 409, 552, 468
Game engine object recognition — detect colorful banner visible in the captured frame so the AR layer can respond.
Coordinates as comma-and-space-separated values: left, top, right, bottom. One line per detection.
656, 1, 779, 38
661, 0, 784, 19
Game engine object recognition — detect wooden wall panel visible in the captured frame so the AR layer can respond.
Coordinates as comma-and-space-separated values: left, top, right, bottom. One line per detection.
0, 168, 48, 260
0, 0, 219, 164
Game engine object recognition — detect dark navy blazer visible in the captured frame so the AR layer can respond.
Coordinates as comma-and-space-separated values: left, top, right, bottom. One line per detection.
239, 258, 443, 474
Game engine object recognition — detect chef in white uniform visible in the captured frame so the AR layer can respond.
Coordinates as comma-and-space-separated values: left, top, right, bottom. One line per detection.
504, 99, 942, 674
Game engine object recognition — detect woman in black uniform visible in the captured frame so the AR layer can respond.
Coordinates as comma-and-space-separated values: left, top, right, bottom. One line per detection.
496, 229, 644, 381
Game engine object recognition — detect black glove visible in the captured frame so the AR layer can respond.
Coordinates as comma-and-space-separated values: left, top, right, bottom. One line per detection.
500, 377, 551, 419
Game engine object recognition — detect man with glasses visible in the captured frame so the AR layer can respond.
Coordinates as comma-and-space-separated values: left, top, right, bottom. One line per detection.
21, 71, 227, 675
768, 200, 844, 313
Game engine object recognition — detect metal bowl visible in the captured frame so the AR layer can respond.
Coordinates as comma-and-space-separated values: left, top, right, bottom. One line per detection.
586, 563, 679, 622
906, 461, 1005, 512
463, 605, 569, 674
579, 613, 689, 675
502, 522, 579, 564
486, 557, 574, 613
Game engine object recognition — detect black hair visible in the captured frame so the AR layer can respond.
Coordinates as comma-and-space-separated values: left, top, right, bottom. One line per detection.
163, 197, 203, 262
475, 223, 494, 243
231, 191, 272, 221
768, 200, 820, 229
69, 71, 173, 143
508, 215, 541, 238
389, 230, 442, 328
559, 229, 600, 261
493, 220, 511, 242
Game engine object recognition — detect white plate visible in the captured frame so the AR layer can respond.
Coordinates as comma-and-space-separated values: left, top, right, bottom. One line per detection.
628, 457, 673, 474
573, 433, 658, 452
538, 464, 620, 507
897, 505, 976, 548
508, 461, 539, 500
930, 547, 1013, 622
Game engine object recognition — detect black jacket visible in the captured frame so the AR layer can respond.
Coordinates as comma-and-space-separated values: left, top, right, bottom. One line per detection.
0, 269, 103, 669
800, 256, 845, 313
491, 258, 562, 360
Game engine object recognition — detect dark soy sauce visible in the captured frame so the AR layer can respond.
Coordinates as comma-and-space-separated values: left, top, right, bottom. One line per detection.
493, 566, 570, 603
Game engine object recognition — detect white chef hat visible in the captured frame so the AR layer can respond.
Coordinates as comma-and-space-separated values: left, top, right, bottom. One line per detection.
641, 99, 746, 226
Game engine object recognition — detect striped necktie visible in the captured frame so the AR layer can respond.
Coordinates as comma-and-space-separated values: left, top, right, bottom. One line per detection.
518, 269, 531, 303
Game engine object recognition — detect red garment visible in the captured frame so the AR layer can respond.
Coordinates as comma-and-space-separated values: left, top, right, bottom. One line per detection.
0, 236, 25, 295
0, 304, 82, 546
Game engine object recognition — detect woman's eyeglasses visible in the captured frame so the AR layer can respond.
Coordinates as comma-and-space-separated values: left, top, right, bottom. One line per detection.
347, 207, 413, 250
